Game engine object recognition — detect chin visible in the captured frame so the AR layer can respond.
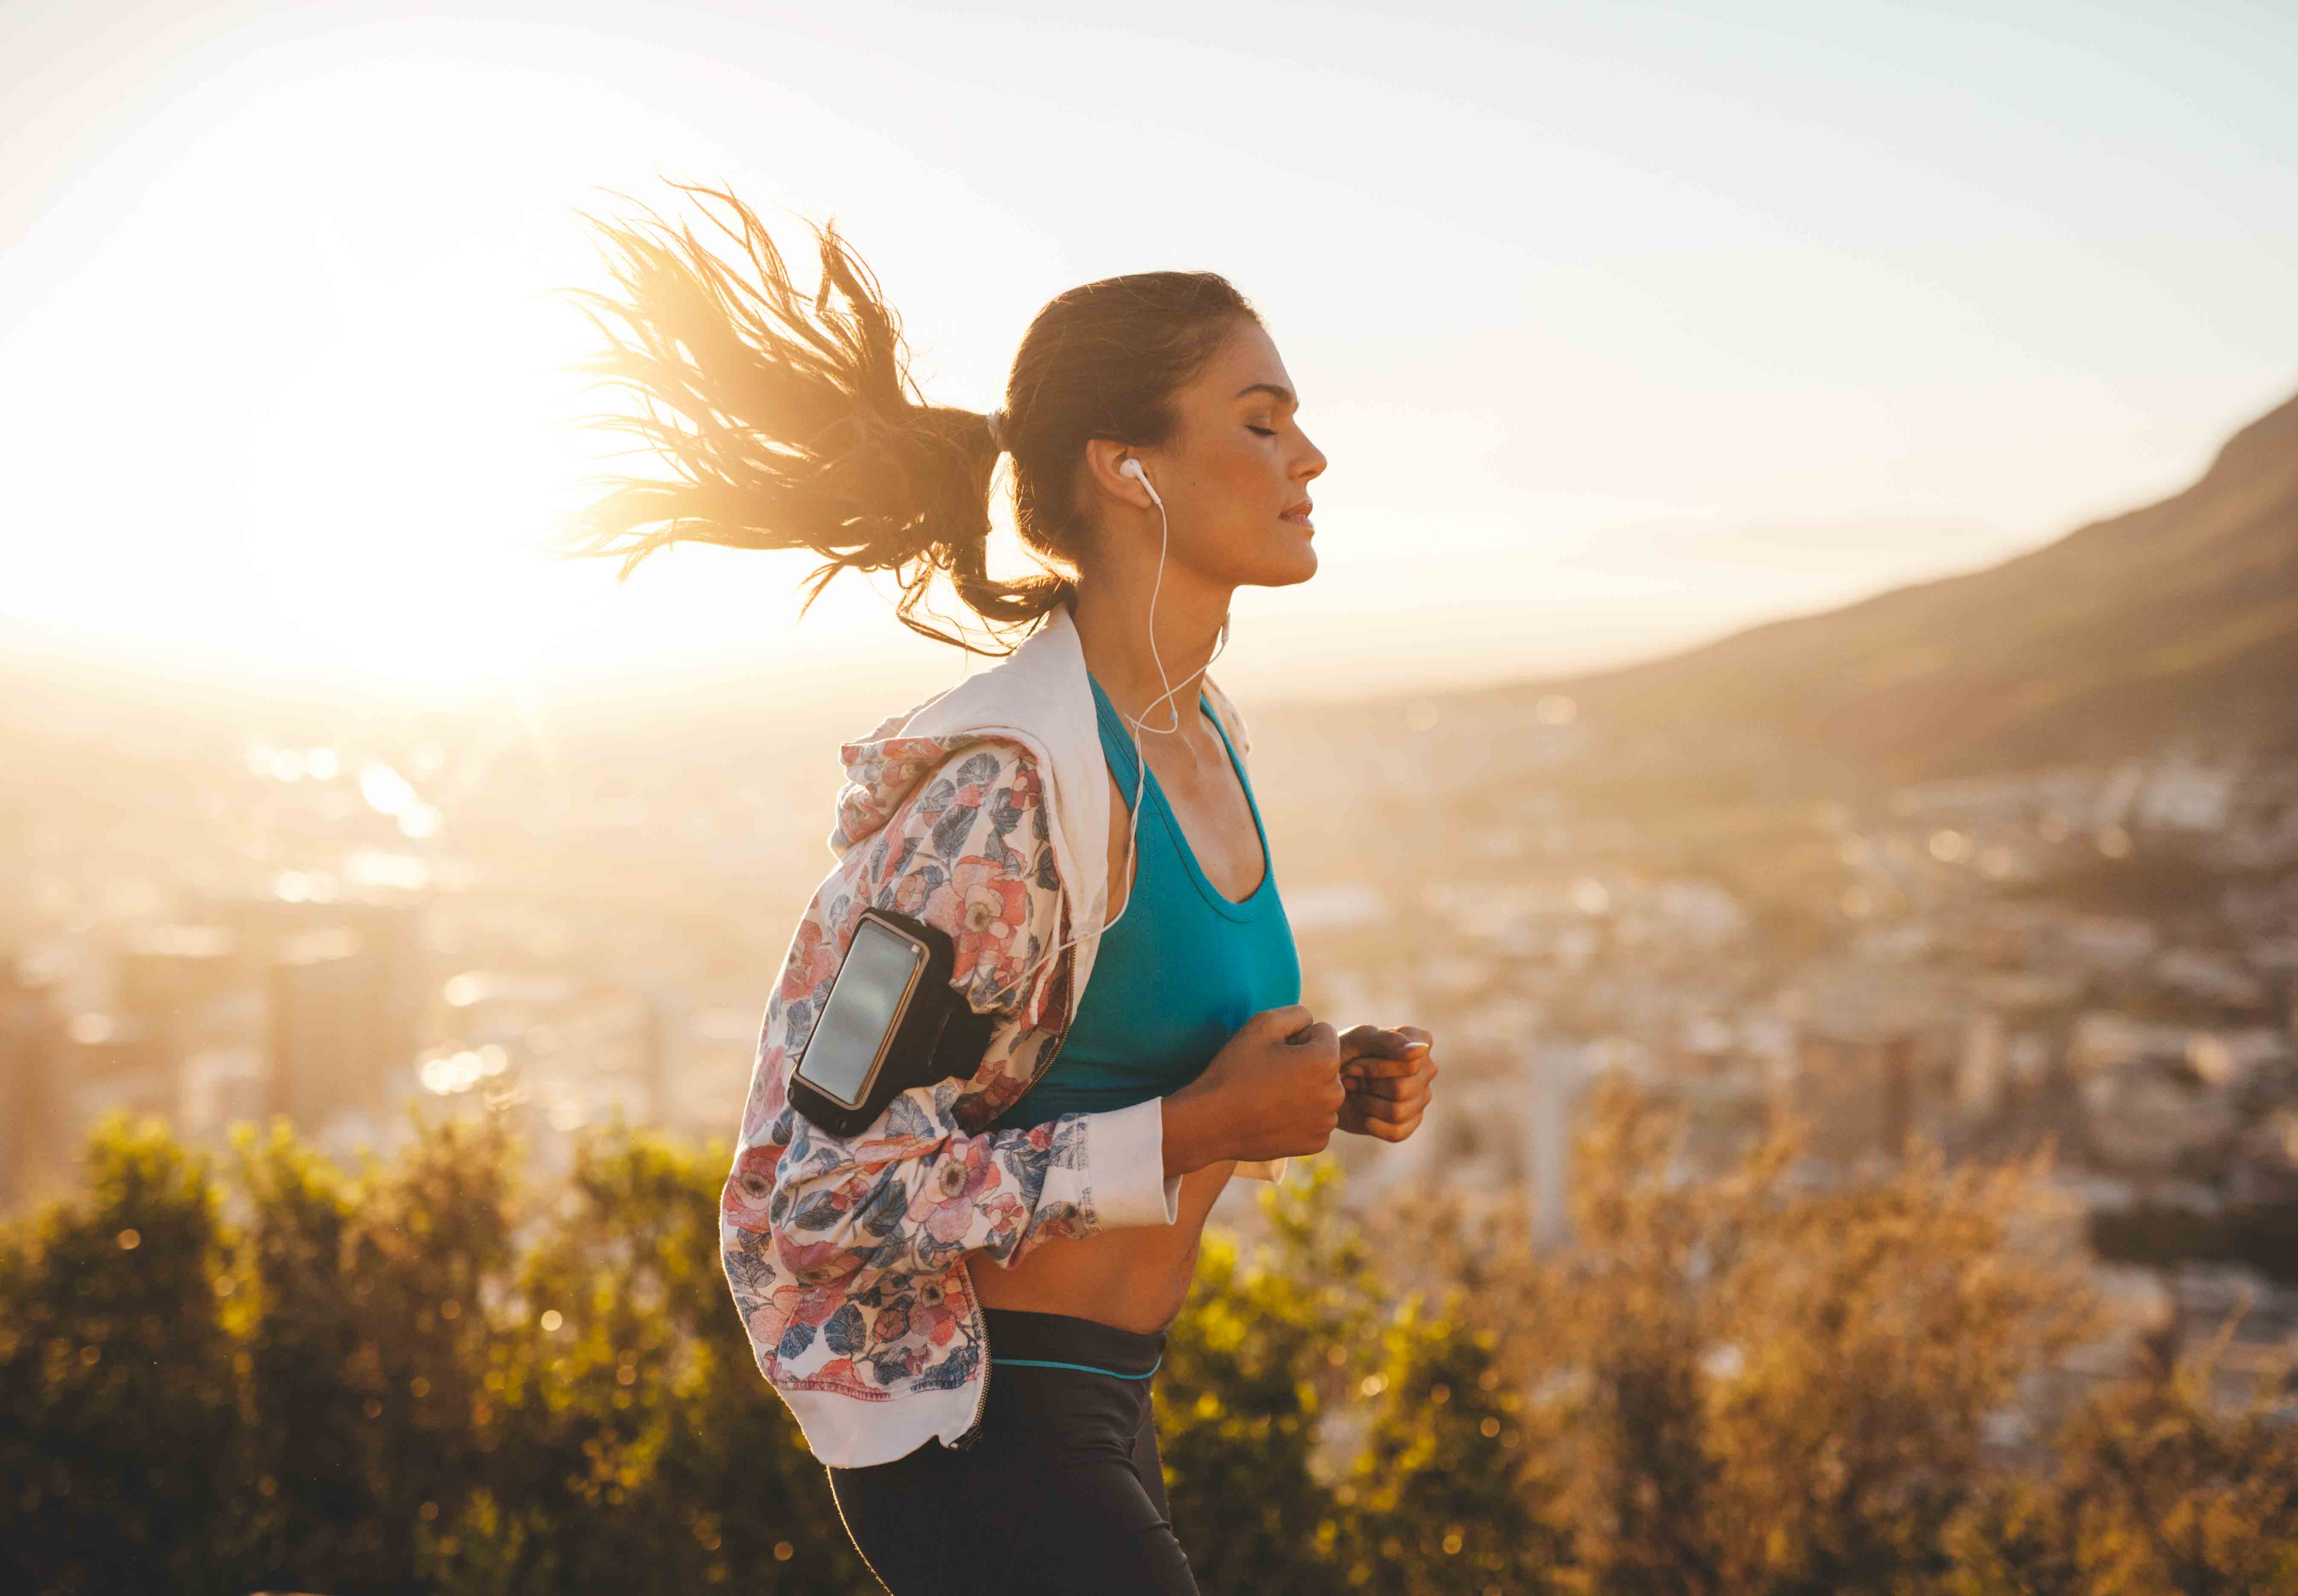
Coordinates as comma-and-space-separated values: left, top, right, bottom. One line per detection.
1216, 526, 1318, 589
1231, 550, 1316, 589
1258, 529, 1319, 586
1279, 533, 1319, 584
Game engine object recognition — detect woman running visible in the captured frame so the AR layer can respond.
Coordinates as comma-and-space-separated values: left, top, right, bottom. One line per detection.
561, 183, 1440, 1594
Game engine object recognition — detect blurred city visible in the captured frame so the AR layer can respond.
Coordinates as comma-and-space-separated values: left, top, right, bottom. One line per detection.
9, 391, 2297, 1456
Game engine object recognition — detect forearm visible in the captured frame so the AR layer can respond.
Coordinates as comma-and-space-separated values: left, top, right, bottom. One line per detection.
1161, 1090, 1225, 1180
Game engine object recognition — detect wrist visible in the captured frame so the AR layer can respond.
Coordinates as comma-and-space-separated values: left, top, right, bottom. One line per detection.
1160, 1090, 1223, 1178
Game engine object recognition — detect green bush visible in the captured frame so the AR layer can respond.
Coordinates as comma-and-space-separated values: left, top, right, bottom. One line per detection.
0, 1116, 239, 1594
5, 1083, 2294, 1595
1946, 1321, 2298, 1596
1, 1109, 858, 1596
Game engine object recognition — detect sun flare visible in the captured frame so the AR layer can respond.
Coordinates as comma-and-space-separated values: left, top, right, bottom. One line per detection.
233, 236, 618, 688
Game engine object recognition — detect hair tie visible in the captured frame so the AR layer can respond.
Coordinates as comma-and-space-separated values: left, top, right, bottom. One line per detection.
985, 406, 1010, 454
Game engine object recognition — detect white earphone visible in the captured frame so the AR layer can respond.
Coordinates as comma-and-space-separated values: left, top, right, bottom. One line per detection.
1116, 457, 1195, 738
1049, 454, 1230, 960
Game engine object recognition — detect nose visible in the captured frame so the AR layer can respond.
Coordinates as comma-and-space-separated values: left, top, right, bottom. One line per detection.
1294, 428, 1327, 482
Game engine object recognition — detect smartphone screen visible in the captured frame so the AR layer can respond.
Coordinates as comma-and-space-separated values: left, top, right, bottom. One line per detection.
795, 917, 927, 1108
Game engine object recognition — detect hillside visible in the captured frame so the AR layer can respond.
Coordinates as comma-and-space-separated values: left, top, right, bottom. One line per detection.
1504, 389, 2298, 785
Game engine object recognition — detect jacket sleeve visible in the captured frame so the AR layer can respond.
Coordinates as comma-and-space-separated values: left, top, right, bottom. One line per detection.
721, 739, 1182, 1319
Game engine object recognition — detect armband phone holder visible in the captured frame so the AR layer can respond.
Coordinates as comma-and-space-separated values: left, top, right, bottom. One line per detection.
788, 906, 997, 1138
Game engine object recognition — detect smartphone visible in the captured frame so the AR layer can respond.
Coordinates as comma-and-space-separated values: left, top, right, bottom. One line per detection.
790, 908, 979, 1137
796, 914, 927, 1105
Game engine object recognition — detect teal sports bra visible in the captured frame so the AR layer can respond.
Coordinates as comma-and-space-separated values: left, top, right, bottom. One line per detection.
990, 673, 1300, 1130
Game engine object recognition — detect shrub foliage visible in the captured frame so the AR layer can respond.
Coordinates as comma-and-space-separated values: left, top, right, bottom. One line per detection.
3, 1080, 2292, 1594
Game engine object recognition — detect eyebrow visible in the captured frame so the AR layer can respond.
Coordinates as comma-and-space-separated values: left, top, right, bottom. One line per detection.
1235, 382, 1297, 406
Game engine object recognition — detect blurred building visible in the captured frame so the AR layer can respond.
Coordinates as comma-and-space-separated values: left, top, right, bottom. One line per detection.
426, 969, 674, 1177
116, 925, 255, 1145
244, 902, 426, 1135
1, 958, 66, 1206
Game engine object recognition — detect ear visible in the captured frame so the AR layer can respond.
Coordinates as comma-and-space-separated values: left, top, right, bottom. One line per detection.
1082, 438, 1156, 512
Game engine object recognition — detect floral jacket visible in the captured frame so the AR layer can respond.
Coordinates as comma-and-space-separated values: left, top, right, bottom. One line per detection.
718, 602, 1256, 1467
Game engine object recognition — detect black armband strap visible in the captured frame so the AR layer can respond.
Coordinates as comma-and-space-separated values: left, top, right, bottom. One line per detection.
787, 907, 1004, 1137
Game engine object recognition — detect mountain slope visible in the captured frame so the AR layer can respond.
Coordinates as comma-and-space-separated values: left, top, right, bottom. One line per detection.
1513, 389, 2298, 784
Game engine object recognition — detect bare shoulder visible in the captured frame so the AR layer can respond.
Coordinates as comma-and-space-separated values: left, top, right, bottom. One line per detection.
1200, 676, 1252, 758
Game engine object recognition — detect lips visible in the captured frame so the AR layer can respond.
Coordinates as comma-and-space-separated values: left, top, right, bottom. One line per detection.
1280, 498, 1314, 526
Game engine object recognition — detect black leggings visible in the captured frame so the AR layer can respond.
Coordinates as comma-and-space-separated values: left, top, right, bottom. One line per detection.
825, 1307, 1198, 1595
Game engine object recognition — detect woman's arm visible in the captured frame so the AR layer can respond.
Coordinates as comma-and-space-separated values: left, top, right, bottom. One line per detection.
721, 740, 1183, 1343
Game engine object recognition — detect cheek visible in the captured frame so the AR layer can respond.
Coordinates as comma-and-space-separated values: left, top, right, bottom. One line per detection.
1224, 437, 1286, 500
1180, 443, 1286, 549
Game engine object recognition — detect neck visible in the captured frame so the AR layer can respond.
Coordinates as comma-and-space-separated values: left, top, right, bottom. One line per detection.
1068, 562, 1230, 737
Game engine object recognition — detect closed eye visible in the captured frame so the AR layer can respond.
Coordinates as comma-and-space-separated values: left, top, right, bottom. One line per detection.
1247, 425, 1276, 437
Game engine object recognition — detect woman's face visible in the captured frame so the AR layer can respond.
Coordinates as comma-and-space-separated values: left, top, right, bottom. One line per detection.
1134, 319, 1327, 590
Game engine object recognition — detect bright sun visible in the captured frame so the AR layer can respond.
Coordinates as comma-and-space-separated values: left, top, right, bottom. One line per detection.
17, 45, 953, 693
235, 236, 617, 688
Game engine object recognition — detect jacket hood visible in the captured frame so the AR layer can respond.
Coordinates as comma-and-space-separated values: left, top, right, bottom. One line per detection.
827, 606, 1105, 861
827, 711, 1003, 859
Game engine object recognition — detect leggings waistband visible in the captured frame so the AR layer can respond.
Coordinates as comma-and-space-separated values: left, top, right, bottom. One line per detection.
983, 1306, 1166, 1380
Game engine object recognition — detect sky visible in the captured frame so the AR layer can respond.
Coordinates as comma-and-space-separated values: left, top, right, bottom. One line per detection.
2, 0, 2294, 711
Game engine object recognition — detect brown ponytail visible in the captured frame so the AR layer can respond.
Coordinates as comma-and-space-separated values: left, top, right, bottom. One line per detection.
556, 181, 1256, 652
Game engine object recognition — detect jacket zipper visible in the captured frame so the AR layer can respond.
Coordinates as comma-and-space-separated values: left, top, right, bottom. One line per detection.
952, 943, 1076, 1451
954, 1303, 992, 1450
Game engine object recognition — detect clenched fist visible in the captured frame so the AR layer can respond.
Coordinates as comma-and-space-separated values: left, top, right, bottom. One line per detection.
1162, 1004, 1344, 1176
1335, 1024, 1436, 1143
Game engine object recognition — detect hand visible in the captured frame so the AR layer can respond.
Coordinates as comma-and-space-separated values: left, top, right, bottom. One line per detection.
1336, 1024, 1436, 1144
1164, 1004, 1343, 1173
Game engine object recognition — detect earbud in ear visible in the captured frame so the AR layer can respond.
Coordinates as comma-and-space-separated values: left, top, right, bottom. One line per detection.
1119, 459, 1145, 481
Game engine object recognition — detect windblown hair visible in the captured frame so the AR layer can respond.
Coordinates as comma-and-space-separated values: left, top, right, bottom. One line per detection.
555, 182, 1258, 651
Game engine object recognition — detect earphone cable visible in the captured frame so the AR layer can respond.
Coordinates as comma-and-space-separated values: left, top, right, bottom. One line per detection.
1050, 460, 1227, 960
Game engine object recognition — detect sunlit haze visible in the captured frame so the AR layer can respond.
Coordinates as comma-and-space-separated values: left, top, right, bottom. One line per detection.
3, 0, 2294, 709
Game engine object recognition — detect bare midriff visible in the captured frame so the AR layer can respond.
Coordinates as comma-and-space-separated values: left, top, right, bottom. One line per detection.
970, 1154, 1237, 1335
968, 726, 1262, 1336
